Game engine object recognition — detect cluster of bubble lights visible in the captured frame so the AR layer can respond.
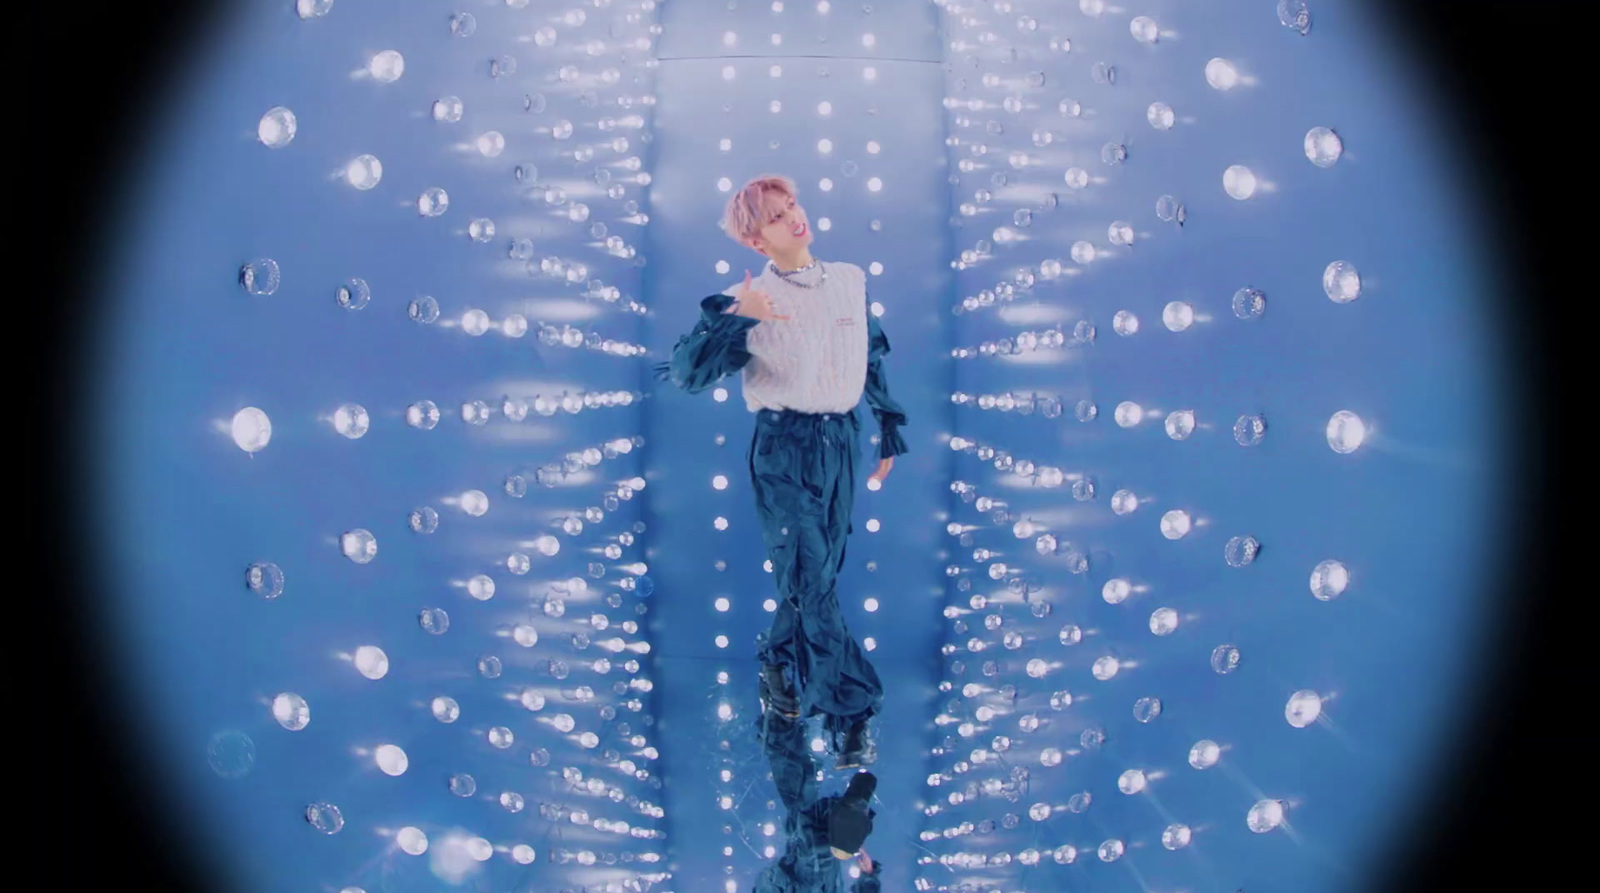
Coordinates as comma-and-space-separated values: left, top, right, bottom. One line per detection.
910, 0, 1497, 891
183, 1, 681, 891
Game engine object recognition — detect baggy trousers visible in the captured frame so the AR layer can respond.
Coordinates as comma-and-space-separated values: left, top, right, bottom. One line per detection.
747, 407, 884, 748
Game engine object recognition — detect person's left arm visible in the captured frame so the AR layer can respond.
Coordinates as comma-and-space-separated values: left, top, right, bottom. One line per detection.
862, 290, 909, 460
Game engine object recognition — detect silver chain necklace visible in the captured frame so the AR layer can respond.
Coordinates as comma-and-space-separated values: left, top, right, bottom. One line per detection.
768, 258, 827, 289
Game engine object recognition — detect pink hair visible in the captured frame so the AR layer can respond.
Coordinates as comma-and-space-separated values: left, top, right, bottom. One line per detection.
721, 174, 797, 250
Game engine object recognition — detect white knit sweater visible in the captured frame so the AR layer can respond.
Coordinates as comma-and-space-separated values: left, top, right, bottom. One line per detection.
720, 259, 870, 414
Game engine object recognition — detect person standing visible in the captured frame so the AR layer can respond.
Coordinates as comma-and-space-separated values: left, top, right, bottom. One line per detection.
653, 174, 909, 768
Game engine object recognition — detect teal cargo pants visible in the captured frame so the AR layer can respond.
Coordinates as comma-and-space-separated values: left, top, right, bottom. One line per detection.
749, 406, 884, 746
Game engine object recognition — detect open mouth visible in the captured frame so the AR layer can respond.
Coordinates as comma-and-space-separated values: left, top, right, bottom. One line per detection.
792, 223, 808, 237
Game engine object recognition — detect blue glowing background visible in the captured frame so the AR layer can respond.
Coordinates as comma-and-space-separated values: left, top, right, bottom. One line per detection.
89, 1, 1506, 891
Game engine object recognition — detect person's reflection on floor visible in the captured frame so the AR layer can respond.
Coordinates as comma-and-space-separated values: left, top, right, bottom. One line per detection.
750, 667, 883, 892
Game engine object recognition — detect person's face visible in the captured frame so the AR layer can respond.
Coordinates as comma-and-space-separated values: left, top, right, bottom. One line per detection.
752, 192, 810, 255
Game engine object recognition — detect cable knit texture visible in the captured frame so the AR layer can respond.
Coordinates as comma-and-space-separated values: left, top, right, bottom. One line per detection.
723, 260, 869, 415
653, 258, 908, 458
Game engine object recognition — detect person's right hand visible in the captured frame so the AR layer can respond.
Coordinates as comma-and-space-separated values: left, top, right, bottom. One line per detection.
855, 849, 873, 873
725, 270, 791, 323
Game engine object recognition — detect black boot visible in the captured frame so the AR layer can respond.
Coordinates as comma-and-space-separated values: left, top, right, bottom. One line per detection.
836, 719, 874, 770
759, 663, 800, 719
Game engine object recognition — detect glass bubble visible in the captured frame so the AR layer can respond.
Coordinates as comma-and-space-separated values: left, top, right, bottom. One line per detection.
341, 529, 377, 563
1064, 167, 1089, 189
1232, 287, 1266, 319
258, 107, 296, 148
433, 96, 464, 122
1162, 823, 1192, 850
419, 607, 450, 634
1225, 535, 1260, 567
345, 155, 382, 190
246, 562, 284, 598
305, 801, 343, 834
501, 792, 526, 813
272, 692, 310, 730
469, 218, 496, 242
431, 696, 460, 722
1210, 644, 1240, 674
296, 0, 333, 18
1234, 414, 1267, 445
1205, 57, 1240, 90
1146, 101, 1174, 130
418, 187, 450, 217
1098, 839, 1124, 862
375, 743, 408, 775
1155, 194, 1186, 224
354, 645, 389, 679
1026, 658, 1048, 678
1081, 728, 1105, 749
1306, 126, 1342, 166
1049, 690, 1073, 710
450, 773, 477, 797
1113, 401, 1142, 428
1066, 791, 1092, 813
1323, 261, 1362, 302
1074, 399, 1097, 422
1278, 0, 1312, 35
336, 278, 370, 309
1054, 844, 1077, 864
460, 490, 489, 515
1112, 310, 1139, 336
1117, 769, 1147, 794
1188, 739, 1221, 769
1148, 608, 1177, 636
467, 575, 496, 600
1130, 16, 1158, 43
1286, 690, 1323, 727
450, 12, 477, 36
207, 730, 257, 778
478, 655, 502, 678
476, 131, 505, 156
409, 506, 439, 533
1132, 697, 1162, 722
1159, 510, 1191, 539
1248, 799, 1286, 832
1111, 489, 1138, 515
488, 726, 514, 748
1310, 559, 1349, 600
1071, 477, 1096, 501
1040, 748, 1062, 767
409, 295, 440, 323
514, 623, 539, 647
1102, 578, 1130, 604
397, 827, 428, 855
1223, 164, 1257, 200
1327, 410, 1367, 452
369, 50, 404, 83
239, 259, 280, 296
333, 404, 369, 438
405, 401, 440, 430
1164, 410, 1195, 440
1162, 301, 1194, 331
1091, 656, 1120, 681
1058, 624, 1081, 646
